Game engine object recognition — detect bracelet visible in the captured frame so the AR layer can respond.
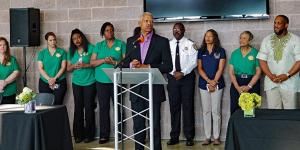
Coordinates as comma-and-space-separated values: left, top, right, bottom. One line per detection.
247, 84, 252, 89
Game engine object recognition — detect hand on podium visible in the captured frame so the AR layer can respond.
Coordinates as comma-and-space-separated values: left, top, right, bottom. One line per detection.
131, 59, 150, 68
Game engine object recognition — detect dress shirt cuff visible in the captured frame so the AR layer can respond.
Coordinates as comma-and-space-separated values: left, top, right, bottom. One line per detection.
130, 62, 133, 68
294, 54, 300, 61
169, 70, 175, 75
181, 69, 187, 76
256, 52, 267, 61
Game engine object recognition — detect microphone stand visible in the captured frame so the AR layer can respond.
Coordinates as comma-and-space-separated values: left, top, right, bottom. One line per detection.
114, 42, 139, 69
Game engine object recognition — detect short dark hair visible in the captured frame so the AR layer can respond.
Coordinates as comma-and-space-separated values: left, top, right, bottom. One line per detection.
276, 15, 289, 24
45, 32, 56, 40
240, 31, 254, 41
100, 22, 114, 37
173, 22, 185, 32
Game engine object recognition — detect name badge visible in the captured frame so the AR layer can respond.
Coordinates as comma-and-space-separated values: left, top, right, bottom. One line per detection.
115, 47, 121, 51
184, 47, 188, 51
248, 55, 254, 61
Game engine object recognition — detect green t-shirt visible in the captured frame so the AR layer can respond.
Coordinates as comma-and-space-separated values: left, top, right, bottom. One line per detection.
229, 47, 260, 75
93, 38, 126, 83
0, 56, 20, 96
37, 47, 67, 83
67, 44, 96, 86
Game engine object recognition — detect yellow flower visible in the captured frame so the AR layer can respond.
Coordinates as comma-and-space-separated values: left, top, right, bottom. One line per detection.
239, 92, 262, 111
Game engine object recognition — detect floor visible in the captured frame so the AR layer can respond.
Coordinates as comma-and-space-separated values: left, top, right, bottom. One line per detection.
73, 139, 225, 150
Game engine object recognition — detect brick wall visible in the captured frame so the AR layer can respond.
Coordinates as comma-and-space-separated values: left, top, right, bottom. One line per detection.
1, 0, 300, 141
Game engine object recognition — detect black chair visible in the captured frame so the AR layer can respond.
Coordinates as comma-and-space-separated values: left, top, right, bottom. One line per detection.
0, 92, 3, 104
34, 93, 55, 106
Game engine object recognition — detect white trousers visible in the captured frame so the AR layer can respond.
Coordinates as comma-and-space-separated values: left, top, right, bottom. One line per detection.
266, 87, 297, 109
199, 88, 223, 139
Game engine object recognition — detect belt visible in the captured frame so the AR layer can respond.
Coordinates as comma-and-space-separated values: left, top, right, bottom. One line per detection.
235, 74, 253, 79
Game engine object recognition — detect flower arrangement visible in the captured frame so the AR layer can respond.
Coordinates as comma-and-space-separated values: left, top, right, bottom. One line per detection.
16, 87, 36, 104
238, 93, 262, 111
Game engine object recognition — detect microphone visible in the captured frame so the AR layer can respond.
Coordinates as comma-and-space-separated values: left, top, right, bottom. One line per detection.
132, 35, 144, 45
115, 36, 143, 69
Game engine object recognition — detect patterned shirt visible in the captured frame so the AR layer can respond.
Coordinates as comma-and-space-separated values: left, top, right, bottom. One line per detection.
257, 32, 300, 92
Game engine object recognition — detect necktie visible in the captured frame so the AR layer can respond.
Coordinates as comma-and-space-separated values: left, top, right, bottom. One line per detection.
175, 41, 181, 71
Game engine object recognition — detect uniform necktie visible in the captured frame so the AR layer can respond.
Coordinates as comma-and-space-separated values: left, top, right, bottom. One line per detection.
175, 41, 181, 71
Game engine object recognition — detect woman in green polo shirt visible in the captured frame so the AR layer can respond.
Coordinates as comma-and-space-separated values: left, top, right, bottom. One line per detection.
37, 32, 67, 105
229, 31, 261, 114
67, 29, 96, 143
91, 22, 126, 144
0, 37, 20, 104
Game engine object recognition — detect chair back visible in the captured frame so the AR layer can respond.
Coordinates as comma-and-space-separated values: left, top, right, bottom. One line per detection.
35, 93, 55, 106
0, 92, 3, 104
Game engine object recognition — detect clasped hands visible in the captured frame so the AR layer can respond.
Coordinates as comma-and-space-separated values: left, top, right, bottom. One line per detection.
173, 71, 184, 80
269, 74, 288, 83
206, 79, 218, 92
130, 59, 150, 68
48, 78, 57, 90
103, 57, 117, 65
73, 61, 87, 69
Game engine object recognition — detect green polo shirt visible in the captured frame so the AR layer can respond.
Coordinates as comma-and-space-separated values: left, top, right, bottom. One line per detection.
0, 56, 20, 96
229, 47, 259, 75
93, 38, 126, 83
67, 44, 96, 86
37, 47, 67, 83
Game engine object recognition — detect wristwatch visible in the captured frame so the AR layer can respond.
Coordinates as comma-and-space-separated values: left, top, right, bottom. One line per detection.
286, 73, 291, 78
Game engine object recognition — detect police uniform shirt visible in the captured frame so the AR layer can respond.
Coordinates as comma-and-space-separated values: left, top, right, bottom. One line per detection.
169, 37, 198, 76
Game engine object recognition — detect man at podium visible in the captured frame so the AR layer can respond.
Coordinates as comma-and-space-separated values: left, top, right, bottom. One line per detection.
124, 12, 173, 150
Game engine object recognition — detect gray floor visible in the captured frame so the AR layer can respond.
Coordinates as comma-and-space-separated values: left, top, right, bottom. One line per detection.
74, 139, 224, 150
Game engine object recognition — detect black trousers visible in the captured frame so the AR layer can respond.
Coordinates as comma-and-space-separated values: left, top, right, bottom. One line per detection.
230, 76, 260, 114
167, 72, 195, 140
96, 82, 123, 139
1, 94, 16, 104
131, 96, 162, 150
72, 83, 96, 139
38, 78, 67, 105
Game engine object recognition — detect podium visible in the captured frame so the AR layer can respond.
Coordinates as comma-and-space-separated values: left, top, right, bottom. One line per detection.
103, 68, 167, 150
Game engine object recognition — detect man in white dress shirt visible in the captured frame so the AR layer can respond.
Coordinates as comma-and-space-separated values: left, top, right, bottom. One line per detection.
166, 23, 197, 146
257, 15, 300, 109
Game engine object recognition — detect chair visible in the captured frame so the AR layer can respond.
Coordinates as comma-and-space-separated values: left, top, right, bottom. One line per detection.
34, 93, 55, 106
0, 92, 2, 104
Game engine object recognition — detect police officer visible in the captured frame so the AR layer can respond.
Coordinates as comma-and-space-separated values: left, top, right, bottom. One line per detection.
167, 23, 197, 146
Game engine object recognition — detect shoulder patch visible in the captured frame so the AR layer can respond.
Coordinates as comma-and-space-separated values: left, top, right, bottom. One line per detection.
188, 38, 194, 42
192, 43, 199, 51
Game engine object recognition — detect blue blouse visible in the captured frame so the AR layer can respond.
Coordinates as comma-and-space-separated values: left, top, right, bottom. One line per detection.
197, 48, 226, 90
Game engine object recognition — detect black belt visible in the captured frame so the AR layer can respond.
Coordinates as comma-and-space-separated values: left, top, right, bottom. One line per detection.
235, 74, 253, 79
